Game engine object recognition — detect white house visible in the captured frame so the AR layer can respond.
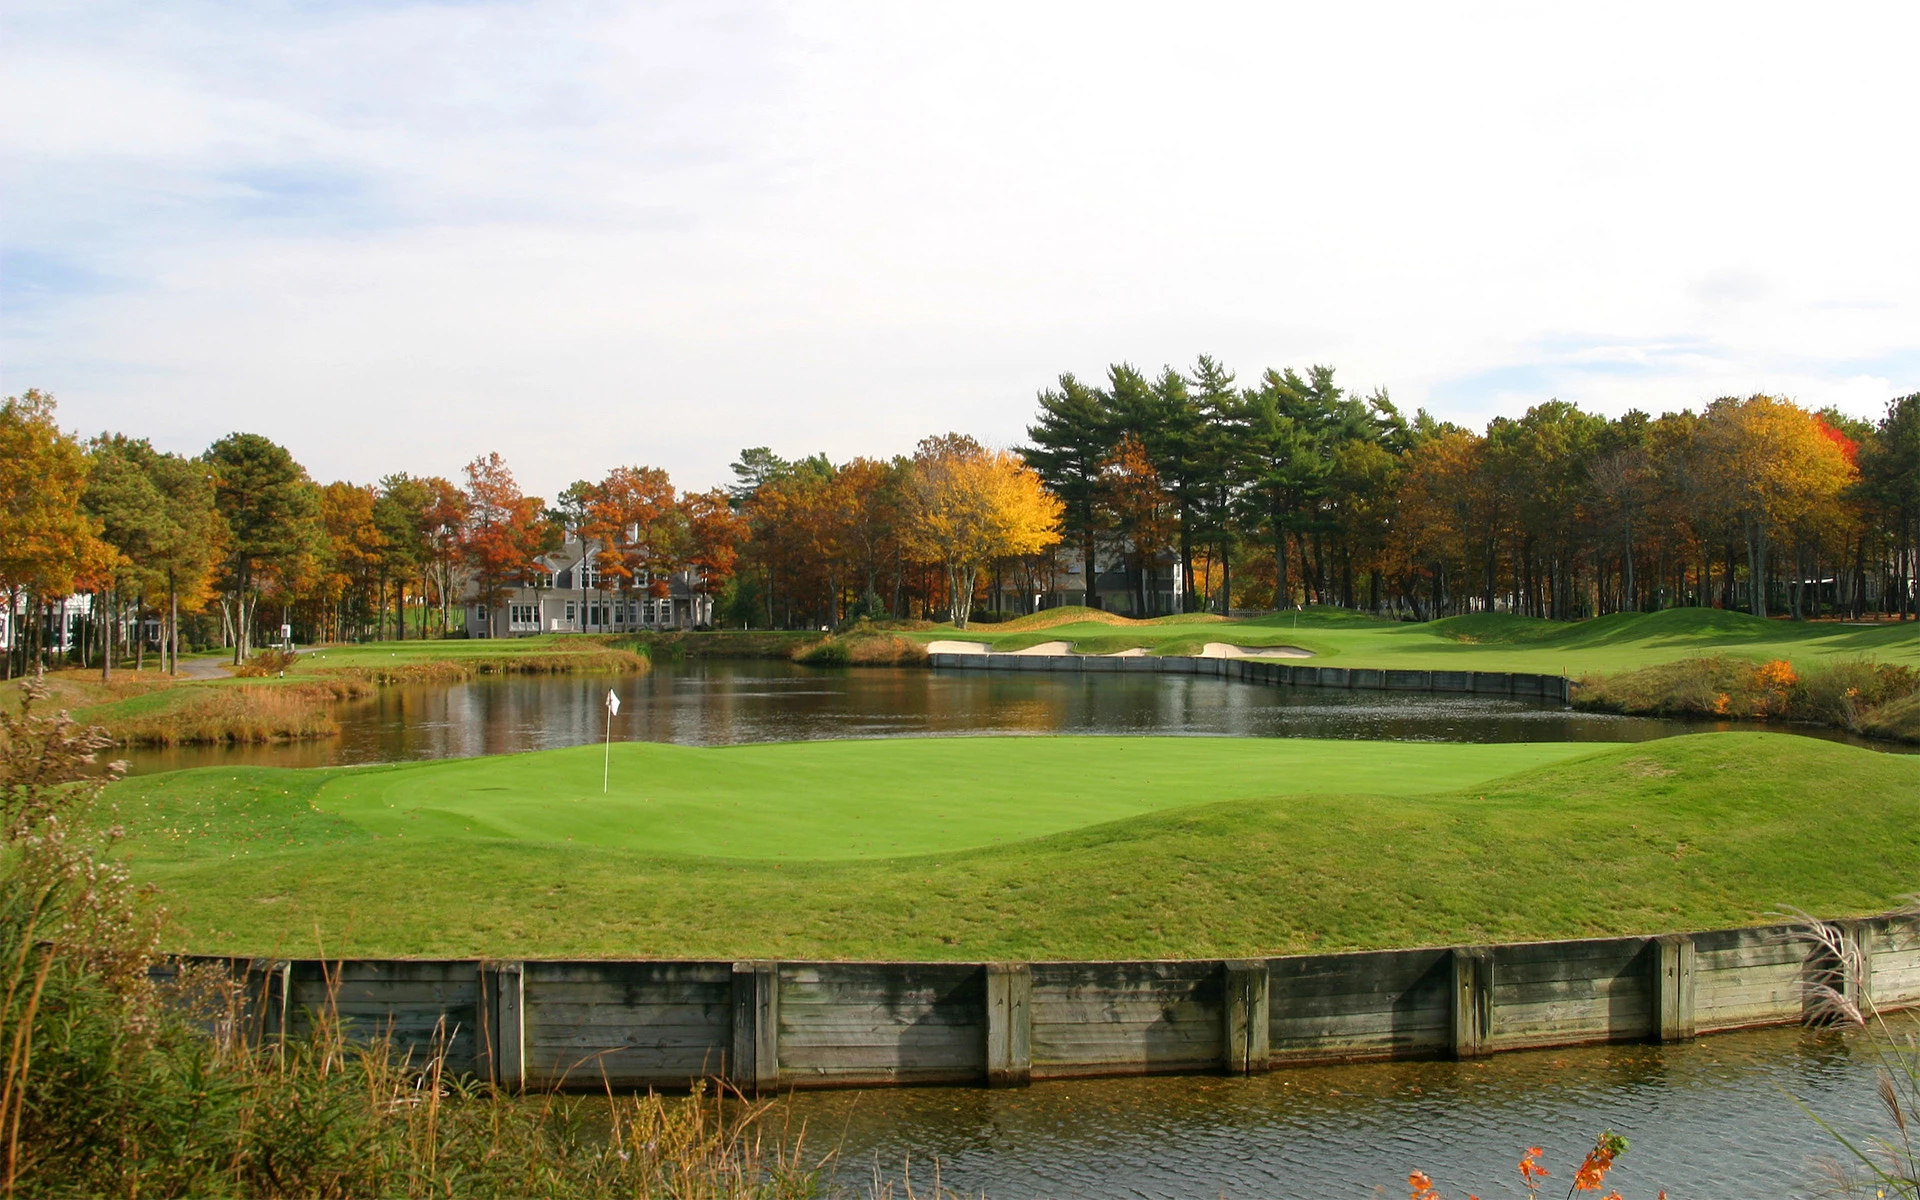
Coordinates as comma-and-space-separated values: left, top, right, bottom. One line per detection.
462, 537, 716, 638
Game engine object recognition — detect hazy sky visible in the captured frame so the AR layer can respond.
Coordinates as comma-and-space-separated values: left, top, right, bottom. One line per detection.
5, 2, 1916, 501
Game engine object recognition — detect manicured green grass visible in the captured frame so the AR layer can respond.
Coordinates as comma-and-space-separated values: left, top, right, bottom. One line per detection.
300, 736, 1594, 860
111, 733, 1919, 961
925, 607, 1920, 672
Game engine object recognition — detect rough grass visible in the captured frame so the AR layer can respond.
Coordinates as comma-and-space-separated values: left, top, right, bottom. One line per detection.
792, 627, 929, 666
112, 733, 1920, 960
6, 671, 370, 747
616, 630, 823, 660
1576, 656, 1920, 741
296, 637, 650, 685
919, 607, 1920, 671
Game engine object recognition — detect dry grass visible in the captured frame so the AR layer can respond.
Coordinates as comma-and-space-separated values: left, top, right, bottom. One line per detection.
792, 630, 928, 666
317, 647, 650, 686
108, 681, 369, 746
1575, 656, 1920, 741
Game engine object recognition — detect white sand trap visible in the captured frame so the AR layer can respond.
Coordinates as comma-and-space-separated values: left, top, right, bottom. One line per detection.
1104, 647, 1151, 657
926, 640, 991, 654
1007, 640, 1075, 656
1201, 642, 1313, 659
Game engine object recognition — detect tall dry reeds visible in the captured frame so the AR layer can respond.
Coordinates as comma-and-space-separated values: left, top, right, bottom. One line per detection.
1786, 908, 1920, 1197
108, 681, 368, 746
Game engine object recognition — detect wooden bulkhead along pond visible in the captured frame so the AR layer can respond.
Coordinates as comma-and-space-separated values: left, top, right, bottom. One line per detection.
176, 910, 1914, 1094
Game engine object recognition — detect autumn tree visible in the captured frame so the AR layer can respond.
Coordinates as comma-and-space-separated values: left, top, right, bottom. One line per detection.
0, 393, 110, 677
461, 453, 552, 638
418, 477, 469, 636
1096, 435, 1177, 616
902, 435, 1062, 628
1699, 395, 1857, 617
587, 466, 682, 621
681, 487, 747, 624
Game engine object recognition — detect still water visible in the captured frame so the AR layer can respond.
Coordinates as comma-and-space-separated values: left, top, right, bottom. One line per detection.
120, 659, 1865, 775
124, 662, 1914, 1196
789, 1025, 1905, 1199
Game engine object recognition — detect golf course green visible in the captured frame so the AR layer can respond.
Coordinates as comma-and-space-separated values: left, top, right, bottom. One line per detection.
304, 737, 1595, 859
112, 732, 1920, 961
917, 606, 1920, 672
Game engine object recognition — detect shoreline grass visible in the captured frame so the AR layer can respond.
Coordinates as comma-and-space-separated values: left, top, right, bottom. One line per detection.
1575, 655, 1920, 743
110, 732, 1920, 961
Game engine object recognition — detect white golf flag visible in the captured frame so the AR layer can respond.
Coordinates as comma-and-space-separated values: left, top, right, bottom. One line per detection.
606, 690, 621, 716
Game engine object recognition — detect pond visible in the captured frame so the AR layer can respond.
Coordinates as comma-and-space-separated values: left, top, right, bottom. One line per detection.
788, 1024, 1905, 1199
119, 659, 1887, 775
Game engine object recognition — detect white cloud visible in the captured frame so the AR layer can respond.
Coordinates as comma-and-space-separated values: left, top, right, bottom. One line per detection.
3, 0, 1917, 499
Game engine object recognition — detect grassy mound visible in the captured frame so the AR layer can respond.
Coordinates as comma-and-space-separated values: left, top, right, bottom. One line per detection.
111, 733, 1919, 960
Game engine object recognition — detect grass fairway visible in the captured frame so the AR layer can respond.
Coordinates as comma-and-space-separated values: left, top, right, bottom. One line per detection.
111, 733, 1920, 961
922, 606, 1920, 672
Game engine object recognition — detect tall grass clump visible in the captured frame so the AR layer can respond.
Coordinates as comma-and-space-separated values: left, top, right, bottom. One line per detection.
1575, 656, 1920, 740
0, 680, 840, 1198
1789, 911, 1920, 1197
793, 625, 928, 667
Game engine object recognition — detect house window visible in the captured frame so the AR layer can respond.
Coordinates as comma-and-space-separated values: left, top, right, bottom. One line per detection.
509, 603, 538, 628
565, 601, 576, 624
557, 568, 573, 590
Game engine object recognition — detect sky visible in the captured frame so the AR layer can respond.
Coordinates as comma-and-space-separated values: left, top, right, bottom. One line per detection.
4, 1, 1918, 501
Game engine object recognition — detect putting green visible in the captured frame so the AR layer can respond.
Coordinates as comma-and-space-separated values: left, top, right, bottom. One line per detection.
310, 736, 1601, 860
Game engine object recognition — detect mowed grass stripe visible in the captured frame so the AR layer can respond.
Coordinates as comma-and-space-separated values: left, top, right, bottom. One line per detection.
113, 733, 1920, 961
303, 737, 1598, 860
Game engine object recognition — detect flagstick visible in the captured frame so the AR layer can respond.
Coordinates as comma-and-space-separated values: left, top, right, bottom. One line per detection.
603, 705, 612, 794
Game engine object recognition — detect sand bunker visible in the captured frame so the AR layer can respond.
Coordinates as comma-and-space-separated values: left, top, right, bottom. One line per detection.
1006, 640, 1074, 656
1201, 643, 1313, 659
926, 640, 991, 654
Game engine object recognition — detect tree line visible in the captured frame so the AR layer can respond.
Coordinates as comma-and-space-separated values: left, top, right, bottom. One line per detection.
0, 394, 1064, 676
3, 365, 1913, 677
1021, 358, 1910, 621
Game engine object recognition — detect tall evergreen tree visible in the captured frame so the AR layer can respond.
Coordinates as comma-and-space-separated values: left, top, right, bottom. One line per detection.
1021, 373, 1114, 609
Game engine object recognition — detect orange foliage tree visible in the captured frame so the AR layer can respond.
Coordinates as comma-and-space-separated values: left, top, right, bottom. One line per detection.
460, 453, 552, 637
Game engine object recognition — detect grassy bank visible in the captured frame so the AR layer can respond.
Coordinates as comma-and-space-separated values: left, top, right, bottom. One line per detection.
1576, 656, 1920, 742
616, 629, 823, 661
112, 732, 1918, 960
4, 669, 371, 746
7, 635, 652, 746
921, 605, 1920, 672
288, 634, 650, 684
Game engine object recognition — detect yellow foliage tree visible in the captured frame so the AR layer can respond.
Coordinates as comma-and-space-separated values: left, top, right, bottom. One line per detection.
0, 391, 112, 677
1699, 395, 1857, 617
903, 434, 1062, 628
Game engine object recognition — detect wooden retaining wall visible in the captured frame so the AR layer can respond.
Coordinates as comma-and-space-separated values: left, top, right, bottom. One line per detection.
179, 913, 1917, 1094
926, 651, 1574, 704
